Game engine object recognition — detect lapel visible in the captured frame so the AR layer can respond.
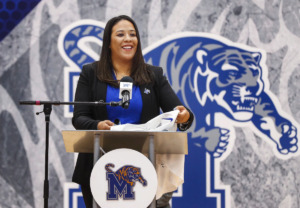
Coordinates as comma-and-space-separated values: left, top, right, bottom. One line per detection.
139, 83, 159, 123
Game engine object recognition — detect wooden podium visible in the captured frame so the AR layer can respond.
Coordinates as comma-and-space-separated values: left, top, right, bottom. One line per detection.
62, 130, 188, 208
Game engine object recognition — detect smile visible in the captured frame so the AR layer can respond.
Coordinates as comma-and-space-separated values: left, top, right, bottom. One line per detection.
122, 46, 133, 49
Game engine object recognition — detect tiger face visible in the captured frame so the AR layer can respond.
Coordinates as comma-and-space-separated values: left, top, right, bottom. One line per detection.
196, 46, 264, 121
127, 167, 147, 186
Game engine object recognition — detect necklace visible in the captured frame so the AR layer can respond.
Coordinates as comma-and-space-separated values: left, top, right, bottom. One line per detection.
113, 69, 130, 80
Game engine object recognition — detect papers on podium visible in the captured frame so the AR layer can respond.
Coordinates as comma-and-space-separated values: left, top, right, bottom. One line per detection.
111, 110, 179, 132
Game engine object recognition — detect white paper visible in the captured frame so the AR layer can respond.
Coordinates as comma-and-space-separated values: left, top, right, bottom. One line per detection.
110, 110, 179, 132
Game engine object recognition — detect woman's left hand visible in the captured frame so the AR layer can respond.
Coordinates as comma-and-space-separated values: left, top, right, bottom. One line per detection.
175, 105, 190, 123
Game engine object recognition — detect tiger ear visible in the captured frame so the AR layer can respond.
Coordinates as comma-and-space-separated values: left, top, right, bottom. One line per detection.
196, 50, 207, 65
252, 52, 261, 64
196, 50, 208, 73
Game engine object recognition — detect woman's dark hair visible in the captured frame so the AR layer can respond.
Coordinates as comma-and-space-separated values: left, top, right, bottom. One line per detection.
97, 15, 153, 87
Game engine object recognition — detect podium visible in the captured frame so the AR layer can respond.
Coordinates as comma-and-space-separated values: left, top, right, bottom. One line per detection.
62, 130, 188, 208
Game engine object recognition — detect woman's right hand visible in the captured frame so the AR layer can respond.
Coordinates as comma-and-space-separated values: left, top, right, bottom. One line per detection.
97, 120, 114, 130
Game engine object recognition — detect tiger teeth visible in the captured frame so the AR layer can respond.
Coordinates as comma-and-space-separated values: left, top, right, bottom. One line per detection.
232, 101, 239, 106
244, 97, 258, 103
236, 106, 254, 111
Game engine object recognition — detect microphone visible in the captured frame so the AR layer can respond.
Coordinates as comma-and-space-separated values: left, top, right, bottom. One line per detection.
119, 76, 133, 109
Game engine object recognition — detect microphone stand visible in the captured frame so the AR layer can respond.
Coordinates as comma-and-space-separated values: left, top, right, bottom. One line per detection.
19, 100, 122, 208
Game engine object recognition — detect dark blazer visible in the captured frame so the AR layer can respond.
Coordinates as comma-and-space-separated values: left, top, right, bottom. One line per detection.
72, 61, 191, 185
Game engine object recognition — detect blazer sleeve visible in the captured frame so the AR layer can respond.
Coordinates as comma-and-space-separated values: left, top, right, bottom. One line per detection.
153, 66, 194, 131
154, 67, 182, 111
72, 64, 100, 130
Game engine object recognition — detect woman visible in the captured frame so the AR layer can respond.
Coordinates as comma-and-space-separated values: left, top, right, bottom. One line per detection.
72, 15, 194, 208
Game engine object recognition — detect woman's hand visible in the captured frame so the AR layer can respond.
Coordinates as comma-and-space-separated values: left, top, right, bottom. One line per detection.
97, 120, 114, 130
175, 105, 190, 123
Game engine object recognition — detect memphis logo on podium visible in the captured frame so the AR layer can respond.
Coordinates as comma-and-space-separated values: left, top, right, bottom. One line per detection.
105, 163, 147, 200
90, 149, 158, 208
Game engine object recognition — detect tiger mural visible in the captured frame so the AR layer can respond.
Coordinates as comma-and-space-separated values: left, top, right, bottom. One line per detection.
143, 34, 299, 206
144, 33, 299, 159
105, 163, 147, 187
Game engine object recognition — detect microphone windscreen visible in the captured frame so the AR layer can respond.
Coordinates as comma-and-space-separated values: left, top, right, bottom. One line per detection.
120, 76, 133, 83
119, 76, 133, 99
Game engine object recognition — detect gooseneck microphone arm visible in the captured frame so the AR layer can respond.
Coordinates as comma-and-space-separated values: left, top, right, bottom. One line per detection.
19, 99, 121, 208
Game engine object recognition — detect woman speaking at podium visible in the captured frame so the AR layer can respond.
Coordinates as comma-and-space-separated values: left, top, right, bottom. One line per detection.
72, 15, 194, 208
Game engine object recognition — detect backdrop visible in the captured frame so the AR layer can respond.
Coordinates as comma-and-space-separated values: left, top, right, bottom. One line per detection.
1, 0, 300, 207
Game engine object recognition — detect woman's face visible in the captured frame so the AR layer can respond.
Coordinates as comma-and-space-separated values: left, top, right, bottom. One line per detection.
110, 20, 138, 64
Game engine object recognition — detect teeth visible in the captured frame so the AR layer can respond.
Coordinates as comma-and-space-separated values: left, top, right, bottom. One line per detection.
123, 46, 132, 49
232, 96, 258, 111
232, 101, 239, 106
244, 97, 258, 103
236, 105, 254, 111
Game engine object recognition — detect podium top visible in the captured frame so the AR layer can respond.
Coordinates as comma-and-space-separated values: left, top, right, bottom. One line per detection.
62, 130, 188, 154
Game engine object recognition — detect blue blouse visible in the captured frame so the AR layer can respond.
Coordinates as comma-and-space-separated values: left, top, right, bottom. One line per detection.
106, 76, 143, 125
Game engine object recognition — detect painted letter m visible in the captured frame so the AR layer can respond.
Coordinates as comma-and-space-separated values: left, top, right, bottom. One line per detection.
106, 173, 135, 200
